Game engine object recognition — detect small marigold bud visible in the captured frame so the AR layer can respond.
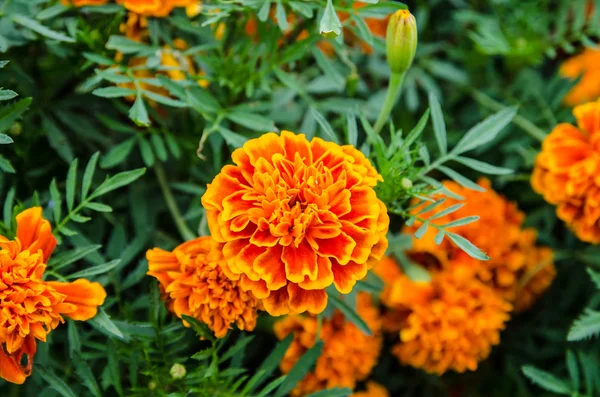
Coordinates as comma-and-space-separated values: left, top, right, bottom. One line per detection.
148, 381, 157, 391
401, 177, 412, 189
170, 363, 186, 379
386, 9, 417, 75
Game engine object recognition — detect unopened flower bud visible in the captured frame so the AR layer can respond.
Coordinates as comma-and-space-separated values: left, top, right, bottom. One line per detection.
386, 9, 417, 75
170, 363, 186, 379
401, 177, 413, 189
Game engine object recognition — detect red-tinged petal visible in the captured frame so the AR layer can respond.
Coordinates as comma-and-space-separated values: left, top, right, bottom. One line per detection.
342, 187, 379, 224
15, 207, 57, 261
236, 244, 266, 280
47, 279, 107, 321
242, 132, 285, 166
299, 256, 334, 290
201, 166, 245, 210
314, 232, 356, 265
327, 185, 352, 217
222, 191, 255, 221
282, 240, 318, 283
332, 260, 368, 294
250, 228, 280, 247
240, 275, 270, 299
287, 284, 328, 314
263, 287, 290, 316
253, 246, 287, 290
0, 335, 36, 385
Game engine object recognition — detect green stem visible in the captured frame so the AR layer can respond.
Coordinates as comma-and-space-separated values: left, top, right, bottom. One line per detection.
470, 88, 546, 142
154, 163, 195, 241
373, 72, 406, 136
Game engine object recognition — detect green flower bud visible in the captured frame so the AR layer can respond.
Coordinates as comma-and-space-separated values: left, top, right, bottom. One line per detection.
170, 363, 186, 379
386, 9, 418, 75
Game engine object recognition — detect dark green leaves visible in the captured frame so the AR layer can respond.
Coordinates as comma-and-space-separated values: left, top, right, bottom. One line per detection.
328, 294, 372, 336
428, 93, 446, 155
522, 365, 572, 395
274, 341, 324, 397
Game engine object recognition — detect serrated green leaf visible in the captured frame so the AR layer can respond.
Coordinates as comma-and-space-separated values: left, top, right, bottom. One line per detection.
227, 110, 276, 132
0, 155, 15, 173
81, 152, 99, 200
67, 320, 81, 359
522, 365, 571, 395
220, 335, 255, 363
12, 15, 74, 43
218, 126, 248, 147
311, 107, 339, 143
50, 178, 62, 223
91, 168, 146, 198
93, 86, 136, 98
0, 89, 17, 101
246, 334, 294, 393
67, 259, 120, 279
438, 165, 486, 192
453, 107, 517, 154
129, 95, 151, 127
37, 366, 78, 397
0, 97, 32, 133
428, 92, 446, 155
141, 90, 187, 108
0, 133, 13, 144
73, 354, 102, 397
320, 0, 342, 38
454, 156, 513, 175
89, 308, 127, 340
568, 309, 600, 341
566, 350, 580, 392
446, 232, 490, 260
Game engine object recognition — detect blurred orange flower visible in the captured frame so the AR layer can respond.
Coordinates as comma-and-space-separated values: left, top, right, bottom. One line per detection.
532, 100, 600, 244
405, 178, 555, 308
61, 0, 108, 6
201, 131, 389, 316
374, 257, 510, 375
560, 48, 600, 106
352, 381, 390, 397
0, 208, 106, 384
274, 293, 382, 396
146, 236, 261, 338
118, 0, 196, 17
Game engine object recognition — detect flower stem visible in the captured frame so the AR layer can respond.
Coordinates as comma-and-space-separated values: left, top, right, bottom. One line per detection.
154, 162, 195, 241
373, 72, 406, 136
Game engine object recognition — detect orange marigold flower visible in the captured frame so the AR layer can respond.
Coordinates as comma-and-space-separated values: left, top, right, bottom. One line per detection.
352, 381, 390, 397
560, 47, 600, 106
405, 178, 555, 306
274, 293, 382, 396
532, 100, 600, 243
0, 208, 106, 384
61, 0, 108, 6
117, 0, 196, 17
201, 131, 389, 316
146, 236, 261, 338
376, 257, 511, 375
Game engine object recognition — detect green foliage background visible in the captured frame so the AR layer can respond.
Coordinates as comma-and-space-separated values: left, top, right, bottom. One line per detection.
1, 0, 600, 396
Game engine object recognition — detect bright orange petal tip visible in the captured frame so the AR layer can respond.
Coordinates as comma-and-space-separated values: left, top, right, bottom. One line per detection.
532, 100, 600, 245
274, 293, 382, 395
46, 279, 107, 321
15, 206, 57, 261
116, 0, 198, 17
146, 236, 261, 338
60, 0, 109, 6
560, 47, 600, 106
201, 131, 389, 316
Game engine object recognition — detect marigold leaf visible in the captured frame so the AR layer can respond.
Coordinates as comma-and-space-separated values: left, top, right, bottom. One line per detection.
36, 366, 78, 397
49, 244, 103, 271
306, 388, 352, 397
0, 133, 13, 144
91, 168, 146, 198
12, 15, 74, 43
67, 259, 120, 279
522, 365, 572, 395
100, 138, 137, 169
320, 0, 342, 38
441, 216, 480, 228
3, 186, 15, 227
453, 106, 517, 154
0, 154, 15, 173
454, 156, 513, 175
311, 107, 339, 143
128, 95, 151, 127
328, 294, 372, 336
566, 350, 580, 392
0, 89, 17, 101
0, 97, 31, 133
220, 335, 256, 363
66, 158, 78, 212
257, 376, 286, 397
246, 334, 294, 393
428, 203, 464, 220
258, 0, 272, 22
67, 321, 81, 359
226, 110, 276, 132
428, 92, 447, 155
568, 309, 600, 341
414, 222, 429, 239
50, 178, 62, 223
446, 232, 490, 260
106, 35, 153, 54
73, 354, 102, 397
437, 165, 486, 192
93, 86, 136, 98
139, 138, 155, 167
218, 126, 248, 148
81, 152, 99, 200
141, 90, 187, 108
274, 341, 324, 397
586, 268, 600, 290
89, 308, 127, 341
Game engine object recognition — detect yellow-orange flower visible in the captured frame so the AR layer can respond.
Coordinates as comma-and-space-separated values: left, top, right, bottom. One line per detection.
560, 48, 600, 106
201, 131, 389, 316
61, 0, 108, 6
274, 293, 382, 396
532, 100, 600, 244
406, 178, 555, 307
375, 257, 511, 375
0, 208, 106, 384
118, 0, 196, 17
352, 382, 389, 397
146, 236, 261, 338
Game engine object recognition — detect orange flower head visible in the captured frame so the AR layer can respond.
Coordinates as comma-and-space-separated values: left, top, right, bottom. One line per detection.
532, 100, 600, 243
146, 237, 261, 338
117, 0, 196, 17
405, 178, 555, 306
378, 257, 511, 375
201, 131, 389, 316
61, 0, 109, 5
560, 47, 600, 106
274, 293, 382, 396
352, 382, 390, 397
0, 208, 106, 384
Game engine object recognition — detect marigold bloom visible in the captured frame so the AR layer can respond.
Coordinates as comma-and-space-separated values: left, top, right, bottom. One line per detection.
560, 48, 600, 106
375, 257, 511, 375
352, 382, 389, 397
201, 131, 389, 316
0, 208, 106, 384
406, 178, 555, 306
146, 236, 261, 338
61, 0, 108, 5
117, 0, 196, 17
274, 293, 382, 396
532, 100, 600, 244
